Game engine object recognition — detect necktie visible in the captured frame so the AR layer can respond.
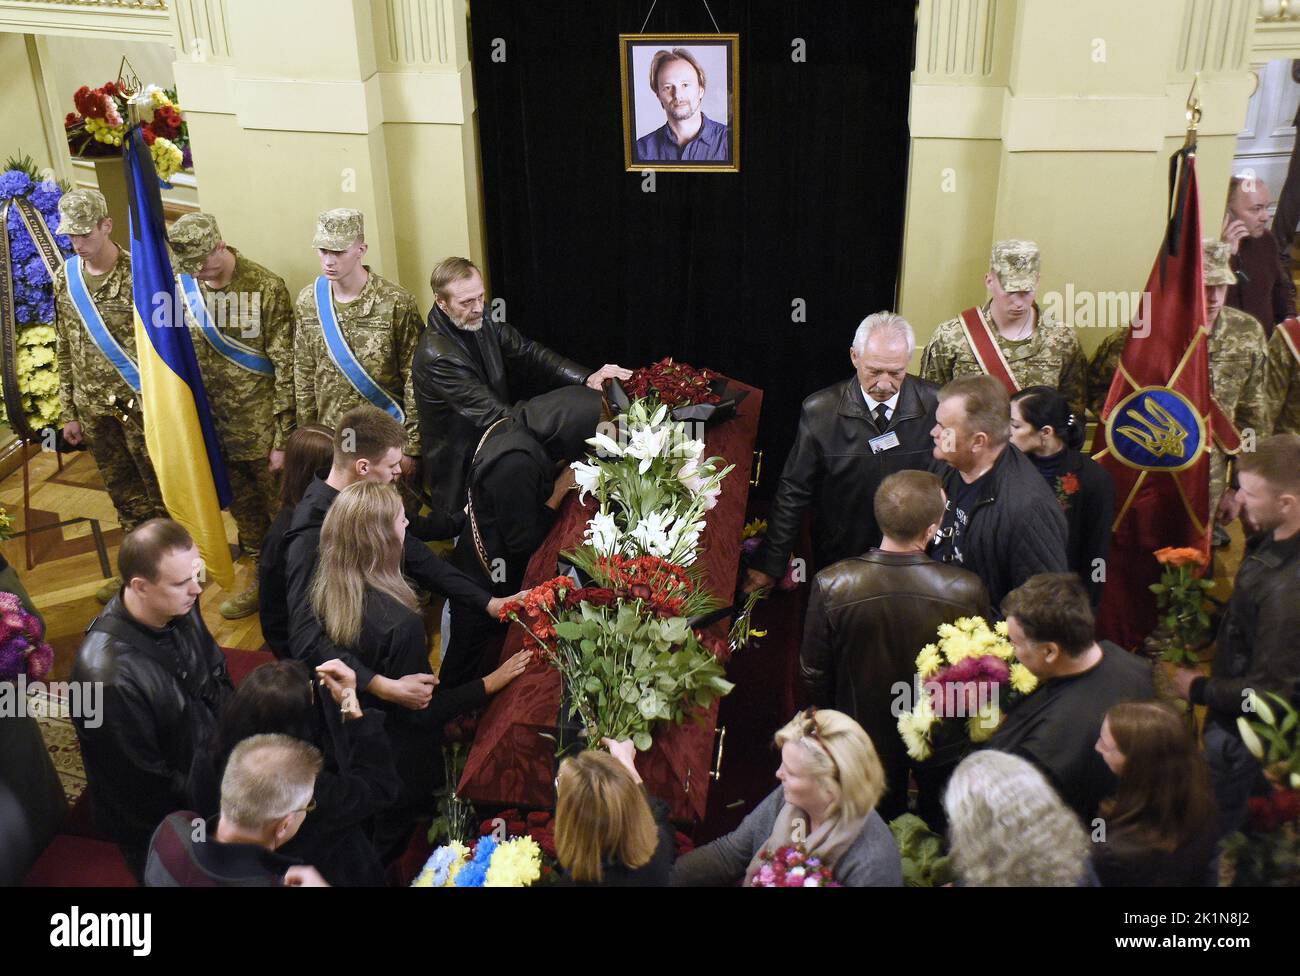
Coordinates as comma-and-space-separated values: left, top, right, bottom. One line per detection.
873, 403, 890, 430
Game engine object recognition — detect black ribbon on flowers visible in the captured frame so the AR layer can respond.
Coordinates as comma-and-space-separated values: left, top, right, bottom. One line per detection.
0, 196, 66, 442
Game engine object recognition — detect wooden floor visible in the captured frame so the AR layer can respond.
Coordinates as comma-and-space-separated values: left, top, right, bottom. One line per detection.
3, 448, 266, 683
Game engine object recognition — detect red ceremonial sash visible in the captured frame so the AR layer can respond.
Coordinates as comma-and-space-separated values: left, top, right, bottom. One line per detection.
1280, 317, 1300, 369
958, 306, 1020, 395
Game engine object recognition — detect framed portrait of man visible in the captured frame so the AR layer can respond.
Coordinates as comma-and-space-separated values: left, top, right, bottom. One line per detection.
620, 33, 740, 173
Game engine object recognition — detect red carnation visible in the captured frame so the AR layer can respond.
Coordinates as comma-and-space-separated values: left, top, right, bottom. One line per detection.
140, 127, 156, 146
1272, 789, 1300, 824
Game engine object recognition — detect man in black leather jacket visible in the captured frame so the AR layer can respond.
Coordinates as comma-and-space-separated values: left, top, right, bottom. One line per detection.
1174, 434, 1300, 837
801, 470, 991, 825
71, 519, 233, 879
747, 312, 940, 591
411, 256, 629, 524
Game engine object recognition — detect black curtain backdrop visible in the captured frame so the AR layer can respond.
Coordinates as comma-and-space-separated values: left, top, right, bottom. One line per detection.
470, 0, 914, 495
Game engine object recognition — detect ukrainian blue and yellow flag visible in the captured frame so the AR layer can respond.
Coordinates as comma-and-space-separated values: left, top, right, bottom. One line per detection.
123, 126, 235, 588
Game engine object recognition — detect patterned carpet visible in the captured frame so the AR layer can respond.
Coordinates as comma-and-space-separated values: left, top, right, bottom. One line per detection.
30, 687, 87, 806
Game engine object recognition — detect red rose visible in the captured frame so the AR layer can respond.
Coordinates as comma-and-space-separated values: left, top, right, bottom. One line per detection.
140, 127, 156, 146
1272, 789, 1300, 823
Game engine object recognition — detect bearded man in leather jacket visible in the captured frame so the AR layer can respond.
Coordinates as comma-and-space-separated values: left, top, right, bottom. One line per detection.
71, 519, 233, 879
412, 256, 630, 525
747, 312, 940, 592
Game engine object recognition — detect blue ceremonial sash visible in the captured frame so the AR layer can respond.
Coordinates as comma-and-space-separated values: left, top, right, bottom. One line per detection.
178, 273, 274, 376
66, 255, 141, 394
312, 275, 404, 421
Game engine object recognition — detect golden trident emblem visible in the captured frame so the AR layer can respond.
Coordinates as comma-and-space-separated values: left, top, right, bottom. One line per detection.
1117, 398, 1189, 458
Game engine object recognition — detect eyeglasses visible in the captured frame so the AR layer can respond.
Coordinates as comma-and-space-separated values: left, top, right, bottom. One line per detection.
800, 707, 841, 782
292, 798, 317, 815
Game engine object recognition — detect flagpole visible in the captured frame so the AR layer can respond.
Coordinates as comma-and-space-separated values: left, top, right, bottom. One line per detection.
1184, 73, 1201, 153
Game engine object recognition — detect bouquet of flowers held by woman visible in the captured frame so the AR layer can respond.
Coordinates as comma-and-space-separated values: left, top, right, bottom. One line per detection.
572, 398, 732, 567
750, 844, 841, 887
498, 549, 733, 752
896, 616, 1037, 761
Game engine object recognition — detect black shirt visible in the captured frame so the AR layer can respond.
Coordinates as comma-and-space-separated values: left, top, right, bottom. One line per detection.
933, 471, 988, 567
984, 641, 1154, 822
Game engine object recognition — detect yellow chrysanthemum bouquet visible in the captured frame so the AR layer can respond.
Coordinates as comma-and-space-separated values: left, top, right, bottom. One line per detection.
896, 616, 1038, 761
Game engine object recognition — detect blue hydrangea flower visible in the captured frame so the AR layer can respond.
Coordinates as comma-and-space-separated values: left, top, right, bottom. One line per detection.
16, 304, 33, 324
29, 180, 62, 213
0, 169, 33, 201
54, 234, 72, 254
6, 208, 21, 232
10, 230, 36, 264
36, 298, 55, 322
22, 256, 50, 287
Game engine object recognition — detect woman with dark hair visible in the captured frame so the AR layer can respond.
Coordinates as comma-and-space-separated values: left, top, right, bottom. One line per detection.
187, 658, 402, 886
259, 424, 335, 657
1009, 385, 1114, 605
1093, 701, 1219, 886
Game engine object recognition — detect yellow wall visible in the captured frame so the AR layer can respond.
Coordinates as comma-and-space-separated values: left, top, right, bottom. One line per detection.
899, 0, 1261, 364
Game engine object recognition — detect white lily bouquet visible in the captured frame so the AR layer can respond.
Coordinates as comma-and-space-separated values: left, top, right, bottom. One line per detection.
571, 399, 734, 567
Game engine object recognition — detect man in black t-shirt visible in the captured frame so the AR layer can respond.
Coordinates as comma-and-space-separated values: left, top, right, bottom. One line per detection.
984, 573, 1153, 823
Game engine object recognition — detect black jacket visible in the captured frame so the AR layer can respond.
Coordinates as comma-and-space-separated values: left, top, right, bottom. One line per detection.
71, 594, 233, 861
352, 589, 489, 802
452, 419, 559, 596
282, 473, 493, 687
1026, 449, 1115, 607
1092, 822, 1218, 887
754, 375, 940, 579
801, 551, 991, 817
189, 704, 401, 887
412, 304, 589, 523
1192, 530, 1300, 728
935, 445, 1070, 609
257, 506, 293, 658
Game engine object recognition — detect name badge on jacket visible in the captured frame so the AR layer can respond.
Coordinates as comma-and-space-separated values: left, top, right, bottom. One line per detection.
868, 431, 901, 454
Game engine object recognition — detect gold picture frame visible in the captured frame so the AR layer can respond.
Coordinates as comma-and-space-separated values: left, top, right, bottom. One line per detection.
620, 33, 740, 173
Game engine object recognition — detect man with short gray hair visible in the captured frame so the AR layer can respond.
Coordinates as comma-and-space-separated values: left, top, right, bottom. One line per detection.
144, 734, 329, 886
746, 311, 940, 592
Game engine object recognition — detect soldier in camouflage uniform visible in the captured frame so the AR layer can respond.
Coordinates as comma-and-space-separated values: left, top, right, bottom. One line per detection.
52, 189, 166, 603
169, 213, 296, 619
921, 240, 1088, 416
1265, 321, 1300, 435
293, 209, 423, 470
1086, 241, 1271, 532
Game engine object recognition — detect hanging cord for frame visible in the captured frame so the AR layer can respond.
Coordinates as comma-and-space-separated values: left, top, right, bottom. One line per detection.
639, 0, 723, 33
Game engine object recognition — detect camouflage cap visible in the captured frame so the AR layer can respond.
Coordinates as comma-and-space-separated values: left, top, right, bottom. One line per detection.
1203, 238, 1237, 287
312, 209, 364, 250
57, 188, 109, 236
169, 212, 222, 274
990, 239, 1040, 292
